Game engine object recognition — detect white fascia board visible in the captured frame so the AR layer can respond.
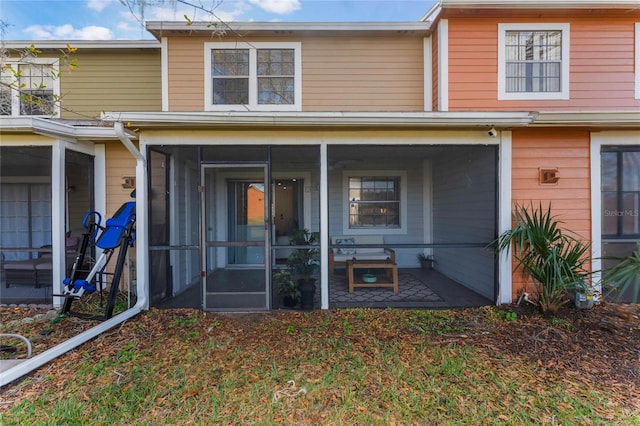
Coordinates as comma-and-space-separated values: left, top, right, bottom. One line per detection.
2, 40, 159, 50
146, 21, 432, 33
0, 117, 131, 140
534, 111, 640, 127
101, 111, 536, 128
0, 116, 36, 131
31, 119, 117, 141
440, 0, 640, 8
420, 3, 443, 23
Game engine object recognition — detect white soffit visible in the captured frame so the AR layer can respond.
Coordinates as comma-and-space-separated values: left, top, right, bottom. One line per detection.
101, 111, 537, 128
145, 21, 433, 38
0, 117, 135, 140
534, 111, 640, 127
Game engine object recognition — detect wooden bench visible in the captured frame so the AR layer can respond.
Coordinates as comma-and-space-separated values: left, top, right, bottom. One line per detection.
329, 235, 395, 276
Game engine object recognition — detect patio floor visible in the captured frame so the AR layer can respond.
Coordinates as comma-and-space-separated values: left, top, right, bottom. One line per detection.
328, 268, 492, 309
1, 268, 493, 309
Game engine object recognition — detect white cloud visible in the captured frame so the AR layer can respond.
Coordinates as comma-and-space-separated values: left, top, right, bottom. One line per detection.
249, 0, 301, 14
87, 0, 113, 12
24, 24, 114, 40
140, 2, 252, 22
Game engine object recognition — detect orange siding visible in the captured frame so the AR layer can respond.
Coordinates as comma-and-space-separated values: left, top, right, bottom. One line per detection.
510, 128, 592, 299
447, 15, 640, 111
167, 35, 425, 112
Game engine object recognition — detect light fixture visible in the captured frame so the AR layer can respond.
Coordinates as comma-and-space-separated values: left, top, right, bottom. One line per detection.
487, 127, 498, 137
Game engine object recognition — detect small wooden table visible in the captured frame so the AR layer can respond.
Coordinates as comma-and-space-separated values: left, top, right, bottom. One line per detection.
346, 259, 398, 293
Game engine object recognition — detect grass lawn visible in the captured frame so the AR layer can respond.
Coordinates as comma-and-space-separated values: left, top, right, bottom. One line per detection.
1, 306, 639, 424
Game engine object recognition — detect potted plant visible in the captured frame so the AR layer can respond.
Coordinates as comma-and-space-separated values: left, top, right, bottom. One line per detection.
288, 228, 318, 246
273, 269, 300, 308
417, 253, 435, 270
286, 228, 319, 310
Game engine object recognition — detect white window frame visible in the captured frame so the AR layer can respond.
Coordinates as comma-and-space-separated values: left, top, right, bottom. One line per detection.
590, 131, 640, 299
342, 170, 407, 235
1, 58, 60, 117
635, 23, 640, 100
204, 42, 302, 112
498, 23, 570, 101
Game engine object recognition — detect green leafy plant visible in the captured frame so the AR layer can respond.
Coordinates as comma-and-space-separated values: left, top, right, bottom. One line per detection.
288, 228, 318, 246
549, 317, 573, 330
498, 310, 517, 321
287, 248, 319, 282
273, 269, 300, 304
417, 253, 435, 269
286, 228, 319, 283
494, 203, 592, 315
602, 242, 640, 303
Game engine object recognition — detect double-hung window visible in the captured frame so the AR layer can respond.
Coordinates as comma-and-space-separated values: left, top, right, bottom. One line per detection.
0, 60, 59, 116
344, 171, 407, 234
498, 23, 570, 100
204, 42, 301, 111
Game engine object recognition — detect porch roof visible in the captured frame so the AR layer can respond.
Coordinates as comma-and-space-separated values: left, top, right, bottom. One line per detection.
0, 117, 137, 141
100, 111, 537, 129
533, 111, 640, 128
145, 21, 433, 39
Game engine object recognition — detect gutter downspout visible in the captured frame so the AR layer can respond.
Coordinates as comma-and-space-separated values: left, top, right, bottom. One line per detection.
0, 123, 148, 387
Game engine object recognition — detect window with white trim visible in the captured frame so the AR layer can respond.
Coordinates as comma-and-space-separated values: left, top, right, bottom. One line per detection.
0, 60, 60, 116
343, 171, 407, 234
204, 42, 301, 111
498, 23, 570, 100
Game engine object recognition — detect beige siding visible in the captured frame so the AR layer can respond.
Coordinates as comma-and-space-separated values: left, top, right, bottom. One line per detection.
167, 37, 206, 111
61, 50, 161, 119
301, 36, 424, 111
167, 35, 425, 112
104, 143, 137, 217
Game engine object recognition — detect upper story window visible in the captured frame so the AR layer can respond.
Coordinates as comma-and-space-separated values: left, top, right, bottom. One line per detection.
498, 23, 570, 100
204, 42, 301, 111
0, 60, 60, 116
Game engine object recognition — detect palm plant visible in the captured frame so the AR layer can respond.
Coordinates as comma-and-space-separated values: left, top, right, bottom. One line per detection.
602, 242, 640, 303
494, 203, 592, 315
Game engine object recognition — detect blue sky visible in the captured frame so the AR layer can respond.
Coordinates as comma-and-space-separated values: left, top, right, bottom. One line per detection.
1, 0, 437, 40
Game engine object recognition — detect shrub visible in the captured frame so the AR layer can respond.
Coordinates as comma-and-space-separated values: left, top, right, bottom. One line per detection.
494, 203, 591, 315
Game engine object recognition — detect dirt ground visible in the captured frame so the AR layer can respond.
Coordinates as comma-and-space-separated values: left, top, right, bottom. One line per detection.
1, 302, 639, 411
